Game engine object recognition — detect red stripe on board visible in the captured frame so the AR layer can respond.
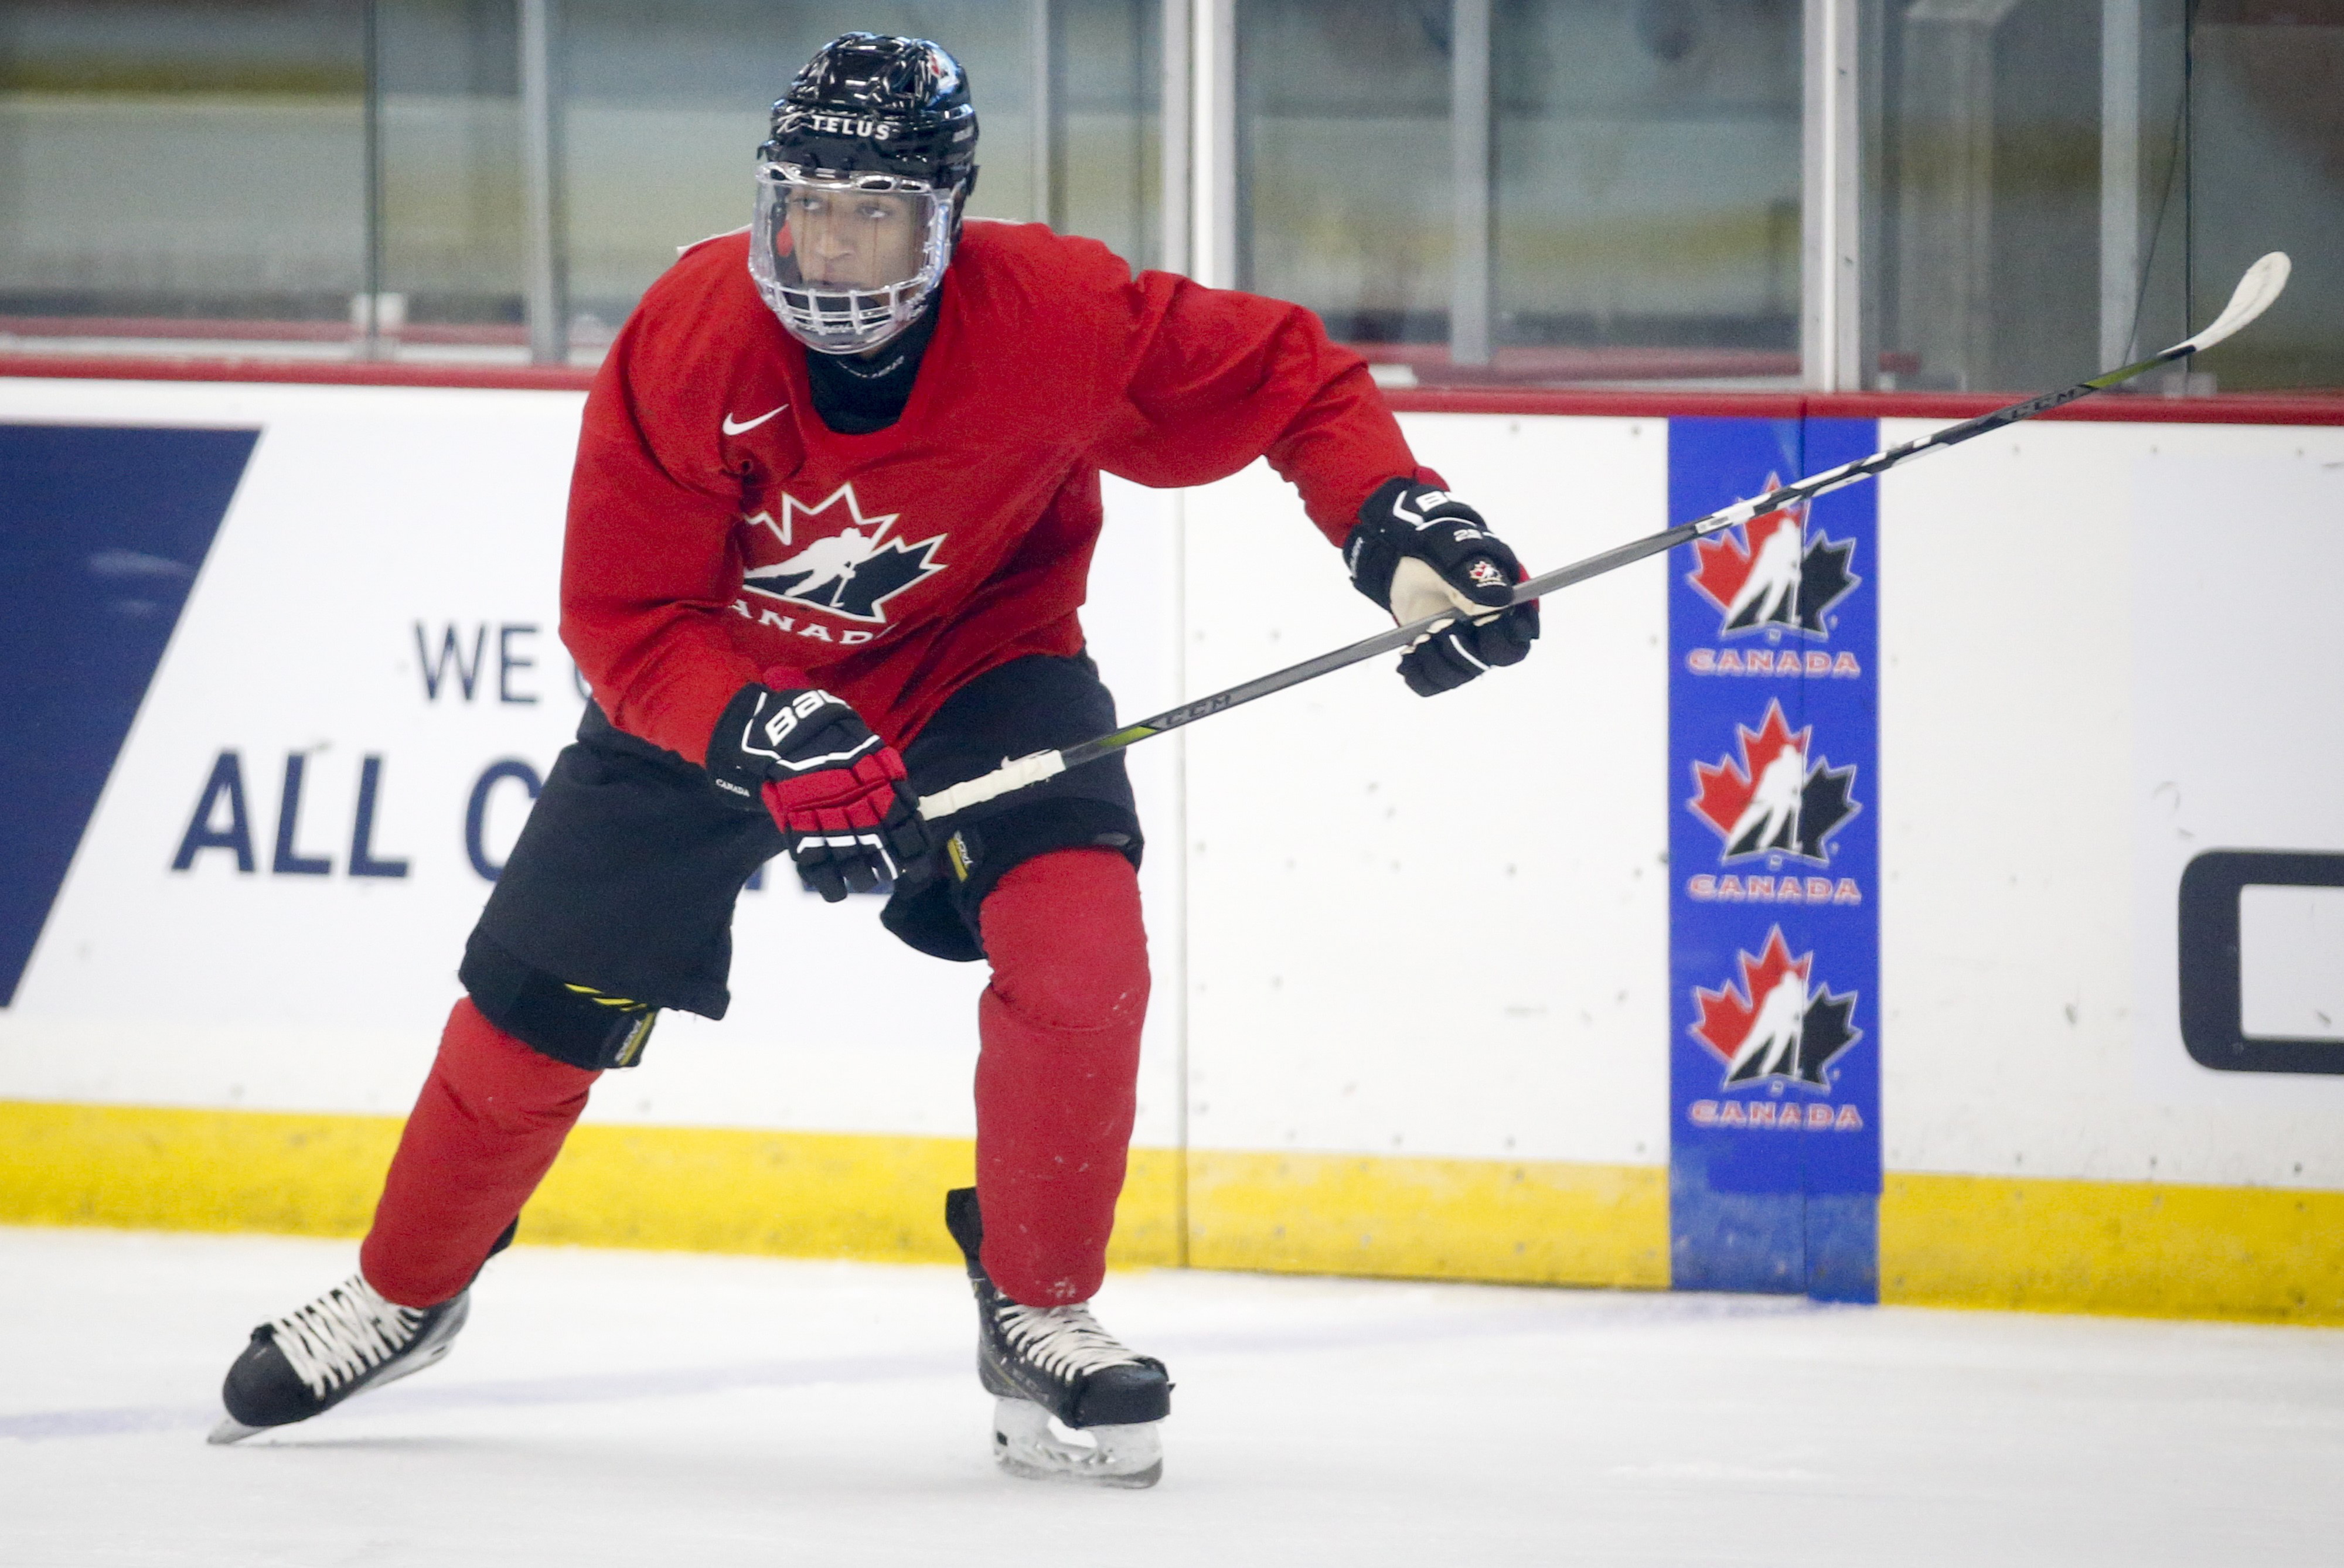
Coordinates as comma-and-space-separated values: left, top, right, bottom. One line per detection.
1385, 388, 1810, 420
6, 353, 2343, 425
0, 354, 597, 394
0, 315, 535, 347
1384, 385, 2344, 426
1803, 390, 2344, 426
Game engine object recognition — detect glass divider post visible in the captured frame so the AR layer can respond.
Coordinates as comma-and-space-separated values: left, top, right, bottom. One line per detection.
2100, 0, 2145, 368
1192, 0, 1236, 288
1161, 0, 1193, 275
362, 0, 384, 361
1802, 0, 1865, 390
520, 0, 566, 366
1449, 0, 1494, 368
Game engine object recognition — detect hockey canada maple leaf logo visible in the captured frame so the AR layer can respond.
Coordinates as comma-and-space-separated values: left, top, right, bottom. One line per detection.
741, 482, 945, 625
1691, 926, 1862, 1089
1687, 477, 1859, 638
1689, 698, 1859, 862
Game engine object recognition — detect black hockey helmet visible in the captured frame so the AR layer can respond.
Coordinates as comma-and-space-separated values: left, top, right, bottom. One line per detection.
758, 32, 979, 196
749, 33, 980, 354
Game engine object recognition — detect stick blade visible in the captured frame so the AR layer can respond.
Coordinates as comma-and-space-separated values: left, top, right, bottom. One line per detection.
2175, 251, 2291, 356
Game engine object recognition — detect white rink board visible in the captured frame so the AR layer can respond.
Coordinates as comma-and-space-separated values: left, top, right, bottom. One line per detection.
1878, 417, 2344, 1189
1180, 415, 1671, 1165
0, 377, 1180, 1146
2, 379, 2342, 1193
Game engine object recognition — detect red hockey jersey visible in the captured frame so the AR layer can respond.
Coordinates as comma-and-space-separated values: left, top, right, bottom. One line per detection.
560, 220, 1420, 763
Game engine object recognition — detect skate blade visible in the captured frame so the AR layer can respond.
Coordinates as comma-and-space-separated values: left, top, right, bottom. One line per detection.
991, 1397, 1163, 1489
206, 1416, 263, 1446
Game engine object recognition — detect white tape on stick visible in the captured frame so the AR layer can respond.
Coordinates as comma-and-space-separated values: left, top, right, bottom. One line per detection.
916, 749, 1067, 821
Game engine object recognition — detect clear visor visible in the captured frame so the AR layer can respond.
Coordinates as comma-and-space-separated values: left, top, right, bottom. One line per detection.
749, 165, 953, 354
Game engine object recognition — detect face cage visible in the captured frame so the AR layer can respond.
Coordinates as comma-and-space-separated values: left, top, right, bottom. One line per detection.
749, 165, 956, 356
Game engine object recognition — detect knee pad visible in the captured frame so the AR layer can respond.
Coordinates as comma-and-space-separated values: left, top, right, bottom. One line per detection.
459, 931, 659, 1071
883, 796, 1142, 964
979, 847, 1150, 1031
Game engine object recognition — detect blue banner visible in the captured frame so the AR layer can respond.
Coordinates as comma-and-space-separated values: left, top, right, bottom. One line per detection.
0, 425, 254, 1005
1667, 417, 1881, 1302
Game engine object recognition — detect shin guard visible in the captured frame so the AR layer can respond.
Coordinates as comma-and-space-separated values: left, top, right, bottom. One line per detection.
973, 848, 1150, 1307
359, 998, 598, 1308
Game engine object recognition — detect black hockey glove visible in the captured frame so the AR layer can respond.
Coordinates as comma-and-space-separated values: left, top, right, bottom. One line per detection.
707, 680, 933, 902
1344, 476, 1540, 697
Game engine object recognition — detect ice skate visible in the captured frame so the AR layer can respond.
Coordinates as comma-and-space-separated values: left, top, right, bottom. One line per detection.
207, 1273, 471, 1444
945, 1187, 1170, 1488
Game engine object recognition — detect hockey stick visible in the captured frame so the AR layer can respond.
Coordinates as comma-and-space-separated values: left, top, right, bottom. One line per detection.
916, 251, 2291, 823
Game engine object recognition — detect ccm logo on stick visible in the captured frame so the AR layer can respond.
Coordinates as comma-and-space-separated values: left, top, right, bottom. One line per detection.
2177, 850, 2344, 1075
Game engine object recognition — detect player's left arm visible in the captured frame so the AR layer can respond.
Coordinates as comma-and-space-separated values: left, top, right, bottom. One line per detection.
1094, 269, 1537, 694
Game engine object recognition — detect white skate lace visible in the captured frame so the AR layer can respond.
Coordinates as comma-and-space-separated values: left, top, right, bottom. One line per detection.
994, 1300, 1145, 1381
266, 1275, 424, 1399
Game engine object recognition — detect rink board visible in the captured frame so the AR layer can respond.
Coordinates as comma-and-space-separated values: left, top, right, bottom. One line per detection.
2, 373, 2342, 1321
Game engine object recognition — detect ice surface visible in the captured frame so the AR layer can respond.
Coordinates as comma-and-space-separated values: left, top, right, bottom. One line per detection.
2, 1226, 2340, 1566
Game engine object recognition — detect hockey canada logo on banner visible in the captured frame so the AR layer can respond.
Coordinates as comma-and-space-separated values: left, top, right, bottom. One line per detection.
1689, 927, 1863, 1106
1687, 478, 1859, 639
1689, 698, 1859, 863
742, 482, 945, 625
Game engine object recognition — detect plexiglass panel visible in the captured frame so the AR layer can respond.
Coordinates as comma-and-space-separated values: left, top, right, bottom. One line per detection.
374, 1, 527, 350
1876, 0, 2343, 394
1493, 0, 1801, 376
0, 0, 2335, 388
1237, 2, 1453, 344
0, 1, 366, 342
1056, 0, 1163, 271
1237, 0, 1802, 385
1879, 0, 2143, 391
553, 0, 1157, 336
2182, 0, 2344, 392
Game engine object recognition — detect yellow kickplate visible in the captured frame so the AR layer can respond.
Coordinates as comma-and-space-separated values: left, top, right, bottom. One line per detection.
9, 1099, 2338, 1322
524, 1123, 1182, 1269
0, 1100, 1179, 1267
0, 1100, 401, 1238
1185, 1148, 1670, 1290
1881, 1172, 2344, 1325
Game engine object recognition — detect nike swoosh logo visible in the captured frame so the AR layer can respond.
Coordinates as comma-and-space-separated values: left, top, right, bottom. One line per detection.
722, 405, 788, 436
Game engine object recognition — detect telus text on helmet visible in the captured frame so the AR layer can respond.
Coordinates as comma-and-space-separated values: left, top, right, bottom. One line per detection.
783, 110, 895, 140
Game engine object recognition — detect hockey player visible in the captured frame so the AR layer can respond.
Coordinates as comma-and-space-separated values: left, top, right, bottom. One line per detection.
209, 32, 1538, 1487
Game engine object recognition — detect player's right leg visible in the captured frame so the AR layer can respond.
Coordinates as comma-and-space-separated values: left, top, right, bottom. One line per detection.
208, 1000, 585, 1443
210, 704, 782, 1443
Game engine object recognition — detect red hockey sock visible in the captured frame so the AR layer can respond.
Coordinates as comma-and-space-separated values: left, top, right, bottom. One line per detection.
359, 998, 599, 1308
974, 847, 1150, 1307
